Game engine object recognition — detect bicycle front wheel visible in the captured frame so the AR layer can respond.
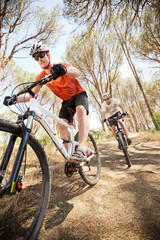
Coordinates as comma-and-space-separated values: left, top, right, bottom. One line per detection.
118, 131, 131, 168
74, 132, 101, 186
0, 119, 50, 240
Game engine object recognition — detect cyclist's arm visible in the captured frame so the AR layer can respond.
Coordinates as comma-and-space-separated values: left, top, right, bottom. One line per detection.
17, 85, 41, 103
118, 103, 126, 115
102, 111, 108, 123
65, 66, 81, 78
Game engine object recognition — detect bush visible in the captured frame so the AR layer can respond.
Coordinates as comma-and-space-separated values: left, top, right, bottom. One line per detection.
139, 127, 145, 132
90, 129, 113, 141
38, 132, 52, 146
153, 109, 160, 129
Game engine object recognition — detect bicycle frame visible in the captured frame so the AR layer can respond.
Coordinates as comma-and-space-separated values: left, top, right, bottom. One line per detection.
114, 120, 123, 135
27, 98, 95, 160
0, 96, 95, 195
28, 98, 77, 159
108, 116, 127, 143
113, 119, 128, 148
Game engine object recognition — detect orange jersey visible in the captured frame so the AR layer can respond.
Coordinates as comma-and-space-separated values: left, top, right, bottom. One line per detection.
35, 62, 85, 101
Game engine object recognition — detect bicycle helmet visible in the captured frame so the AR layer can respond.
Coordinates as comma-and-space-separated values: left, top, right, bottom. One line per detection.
102, 92, 110, 99
30, 42, 49, 57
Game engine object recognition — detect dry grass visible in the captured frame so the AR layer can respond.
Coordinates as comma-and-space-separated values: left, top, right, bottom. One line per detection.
1, 131, 160, 240
138, 131, 160, 142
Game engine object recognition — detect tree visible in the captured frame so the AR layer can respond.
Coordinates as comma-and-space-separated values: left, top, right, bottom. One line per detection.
114, 25, 160, 130
63, 0, 160, 130
63, 0, 160, 31
65, 29, 123, 128
0, 0, 61, 81
133, 6, 160, 65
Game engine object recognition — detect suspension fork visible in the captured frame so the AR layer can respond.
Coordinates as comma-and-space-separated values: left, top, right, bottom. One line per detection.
0, 135, 17, 184
0, 111, 35, 195
0, 135, 17, 173
115, 121, 120, 137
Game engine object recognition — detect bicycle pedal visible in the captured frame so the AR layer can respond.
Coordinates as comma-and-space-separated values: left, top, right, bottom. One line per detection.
64, 162, 77, 177
16, 182, 23, 192
86, 151, 92, 157
68, 168, 77, 172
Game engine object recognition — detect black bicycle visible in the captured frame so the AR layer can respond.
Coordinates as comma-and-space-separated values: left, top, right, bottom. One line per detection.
0, 74, 101, 239
108, 113, 132, 168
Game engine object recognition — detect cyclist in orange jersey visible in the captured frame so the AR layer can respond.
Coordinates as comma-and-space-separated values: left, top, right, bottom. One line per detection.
17, 42, 89, 163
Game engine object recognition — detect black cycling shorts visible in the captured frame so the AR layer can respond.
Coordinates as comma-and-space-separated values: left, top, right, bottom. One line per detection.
108, 111, 121, 127
59, 91, 89, 123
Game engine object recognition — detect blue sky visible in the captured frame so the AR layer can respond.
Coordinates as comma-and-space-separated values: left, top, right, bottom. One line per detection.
14, 0, 75, 74
3, 0, 154, 129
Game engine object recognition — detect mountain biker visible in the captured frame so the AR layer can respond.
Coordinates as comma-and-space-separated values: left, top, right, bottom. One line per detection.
8, 42, 89, 163
101, 93, 132, 148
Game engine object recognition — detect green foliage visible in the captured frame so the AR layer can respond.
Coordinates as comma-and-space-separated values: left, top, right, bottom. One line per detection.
90, 129, 113, 141
139, 128, 145, 132
0, 0, 61, 77
53, 201, 68, 211
153, 109, 160, 128
9, 60, 37, 85
38, 132, 52, 146
150, 128, 157, 133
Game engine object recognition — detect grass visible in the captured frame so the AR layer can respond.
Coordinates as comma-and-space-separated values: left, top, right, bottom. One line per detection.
138, 131, 160, 142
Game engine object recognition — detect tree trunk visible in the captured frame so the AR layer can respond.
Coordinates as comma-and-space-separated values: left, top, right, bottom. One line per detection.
115, 26, 160, 130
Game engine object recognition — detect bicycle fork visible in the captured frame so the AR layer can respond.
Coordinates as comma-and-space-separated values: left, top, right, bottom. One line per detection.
0, 111, 35, 196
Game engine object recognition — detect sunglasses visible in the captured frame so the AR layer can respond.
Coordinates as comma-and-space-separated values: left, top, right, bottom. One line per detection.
104, 98, 110, 101
34, 52, 46, 61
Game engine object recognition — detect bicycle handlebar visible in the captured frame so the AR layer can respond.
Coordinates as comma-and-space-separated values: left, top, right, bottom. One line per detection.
3, 74, 54, 106
107, 112, 127, 122
17, 74, 53, 97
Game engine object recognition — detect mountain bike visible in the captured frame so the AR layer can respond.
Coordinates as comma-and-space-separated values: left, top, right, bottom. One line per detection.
108, 113, 132, 168
0, 74, 101, 240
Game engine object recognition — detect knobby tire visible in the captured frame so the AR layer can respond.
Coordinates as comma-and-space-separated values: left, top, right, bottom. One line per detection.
74, 132, 101, 186
118, 131, 131, 168
0, 119, 50, 240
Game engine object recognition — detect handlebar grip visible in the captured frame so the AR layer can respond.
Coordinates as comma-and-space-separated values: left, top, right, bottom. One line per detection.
3, 95, 17, 106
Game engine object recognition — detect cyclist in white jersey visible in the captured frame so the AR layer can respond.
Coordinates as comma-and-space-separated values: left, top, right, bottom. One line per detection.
101, 93, 132, 148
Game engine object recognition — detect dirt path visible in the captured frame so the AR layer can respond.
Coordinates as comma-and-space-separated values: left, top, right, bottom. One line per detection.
39, 136, 160, 240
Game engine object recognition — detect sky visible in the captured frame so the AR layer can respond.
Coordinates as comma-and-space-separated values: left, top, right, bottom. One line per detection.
14, 0, 74, 74
2, 0, 103, 129
13, 0, 154, 81
3, 0, 156, 129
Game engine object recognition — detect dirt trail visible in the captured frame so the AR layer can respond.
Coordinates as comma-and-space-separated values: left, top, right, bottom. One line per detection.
39, 135, 160, 240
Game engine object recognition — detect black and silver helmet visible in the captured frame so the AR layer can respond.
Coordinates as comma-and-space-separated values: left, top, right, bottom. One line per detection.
102, 93, 110, 99
30, 42, 49, 56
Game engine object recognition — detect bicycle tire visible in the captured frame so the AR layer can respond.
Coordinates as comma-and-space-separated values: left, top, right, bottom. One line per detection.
118, 131, 131, 168
0, 119, 50, 240
74, 132, 101, 186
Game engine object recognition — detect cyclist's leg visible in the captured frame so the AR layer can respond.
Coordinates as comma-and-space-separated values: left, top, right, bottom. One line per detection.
70, 92, 89, 162
119, 120, 132, 144
76, 105, 89, 151
119, 119, 128, 138
57, 118, 70, 140
109, 121, 122, 149
58, 105, 71, 150
111, 124, 117, 140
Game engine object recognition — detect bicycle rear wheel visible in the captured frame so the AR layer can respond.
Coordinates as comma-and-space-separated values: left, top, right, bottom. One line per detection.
118, 131, 131, 168
74, 132, 101, 186
0, 119, 50, 240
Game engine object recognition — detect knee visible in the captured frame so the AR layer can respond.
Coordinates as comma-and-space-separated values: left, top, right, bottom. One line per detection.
119, 121, 123, 127
57, 122, 66, 132
76, 105, 87, 117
